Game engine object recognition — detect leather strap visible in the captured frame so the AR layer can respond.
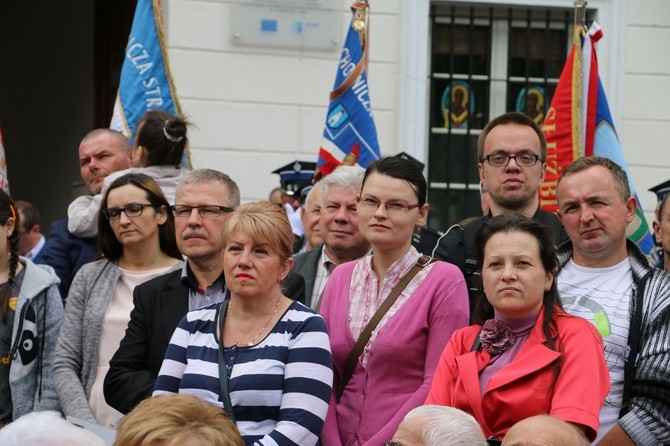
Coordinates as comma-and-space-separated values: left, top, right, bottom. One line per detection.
337, 255, 433, 400
216, 300, 236, 422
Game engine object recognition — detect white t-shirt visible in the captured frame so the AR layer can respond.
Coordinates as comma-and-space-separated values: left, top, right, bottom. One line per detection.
558, 257, 632, 445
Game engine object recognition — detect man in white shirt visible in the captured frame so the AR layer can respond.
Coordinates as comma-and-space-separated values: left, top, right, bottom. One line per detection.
556, 156, 670, 445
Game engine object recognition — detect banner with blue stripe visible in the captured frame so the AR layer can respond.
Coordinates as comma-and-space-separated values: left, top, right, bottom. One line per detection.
110, 0, 190, 168
316, 1, 380, 180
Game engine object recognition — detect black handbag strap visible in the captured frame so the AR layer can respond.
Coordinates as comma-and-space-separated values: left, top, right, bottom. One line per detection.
619, 269, 653, 418
337, 255, 433, 400
216, 300, 236, 422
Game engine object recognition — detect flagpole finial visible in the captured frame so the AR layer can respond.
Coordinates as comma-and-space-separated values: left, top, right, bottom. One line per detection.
574, 0, 587, 27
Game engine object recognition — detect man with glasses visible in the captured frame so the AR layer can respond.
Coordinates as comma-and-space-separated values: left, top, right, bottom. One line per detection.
432, 112, 567, 311
104, 169, 305, 414
292, 165, 371, 309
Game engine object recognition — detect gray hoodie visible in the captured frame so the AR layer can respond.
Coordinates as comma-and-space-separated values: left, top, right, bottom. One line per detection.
10, 258, 63, 420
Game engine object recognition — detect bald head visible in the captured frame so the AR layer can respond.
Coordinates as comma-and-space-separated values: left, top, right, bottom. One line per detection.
502, 416, 589, 446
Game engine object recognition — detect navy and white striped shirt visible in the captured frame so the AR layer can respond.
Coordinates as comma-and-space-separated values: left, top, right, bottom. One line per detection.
154, 300, 332, 446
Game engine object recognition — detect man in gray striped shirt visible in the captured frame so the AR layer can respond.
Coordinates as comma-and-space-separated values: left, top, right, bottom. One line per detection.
556, 156, 670, 446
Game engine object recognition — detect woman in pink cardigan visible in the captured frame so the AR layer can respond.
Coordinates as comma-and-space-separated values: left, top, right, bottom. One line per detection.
319, 157, 469, 446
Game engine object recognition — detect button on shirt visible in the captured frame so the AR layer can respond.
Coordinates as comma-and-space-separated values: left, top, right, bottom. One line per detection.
180, 262, 228, 311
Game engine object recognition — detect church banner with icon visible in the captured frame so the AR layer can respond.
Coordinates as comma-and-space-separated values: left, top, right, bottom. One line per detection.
541, 23, 657, 265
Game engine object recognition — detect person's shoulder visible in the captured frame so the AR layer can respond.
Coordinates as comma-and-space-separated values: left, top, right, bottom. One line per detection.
78, 257, 111, 273
20, 259, 60, 290
449, 324, 481, 349
136, 268, 182, 291
642, 268, 670, 309
283, 300, 328, 330
48, 218, 68, 233
428, 259, 466, 276
293, 246, 321, 262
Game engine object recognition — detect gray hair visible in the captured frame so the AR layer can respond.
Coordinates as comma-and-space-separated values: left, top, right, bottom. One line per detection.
304, 180, 323, 209
404, 405, 487, 446
0, 411, 106, 446
321, 165, 365, 204
177, 168, 241, 206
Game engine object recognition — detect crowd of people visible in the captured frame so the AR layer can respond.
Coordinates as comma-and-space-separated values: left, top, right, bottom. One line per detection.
0, 110, 668, 446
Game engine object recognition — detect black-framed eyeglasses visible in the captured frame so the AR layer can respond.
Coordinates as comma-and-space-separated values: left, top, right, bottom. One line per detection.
483, 152, 540, 167
357, 195, 420, 214
103, 203, 154, 221
171, 204, 235, 219
383, 442, 404, 446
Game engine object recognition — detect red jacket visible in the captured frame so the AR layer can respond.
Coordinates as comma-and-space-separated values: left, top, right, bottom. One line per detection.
425, 307, 610, 441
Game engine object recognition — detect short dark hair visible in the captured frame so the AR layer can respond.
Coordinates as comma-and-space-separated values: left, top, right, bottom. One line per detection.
473, 214, 562, 351
15, 200, 40, 231
362, 156, 428, 206
97, 173, 181, 261
557, 156, 630, 203
80, 128, 131, 153
477, 112, 547, 162
135, 110, 191, 166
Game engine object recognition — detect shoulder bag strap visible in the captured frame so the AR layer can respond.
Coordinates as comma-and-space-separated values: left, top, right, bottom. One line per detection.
337, 255, 433, 400
619, 269, 653, 418
216, 300, 236, 422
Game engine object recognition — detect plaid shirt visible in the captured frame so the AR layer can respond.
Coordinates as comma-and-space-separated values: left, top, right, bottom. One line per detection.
348, 246, 434, 366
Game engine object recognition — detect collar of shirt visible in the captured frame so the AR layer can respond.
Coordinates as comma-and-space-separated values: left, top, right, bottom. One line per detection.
179, 261, 224, 292
24, 234, 46, 260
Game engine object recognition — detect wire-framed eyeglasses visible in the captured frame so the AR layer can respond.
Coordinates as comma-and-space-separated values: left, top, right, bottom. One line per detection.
103, 203, 154, 221
357, 195, 420, 215
171, 205, 235, 219
483, 152, 540, 167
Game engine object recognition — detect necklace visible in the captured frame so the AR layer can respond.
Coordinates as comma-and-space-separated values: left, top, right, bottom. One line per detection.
226, 297, 281, 346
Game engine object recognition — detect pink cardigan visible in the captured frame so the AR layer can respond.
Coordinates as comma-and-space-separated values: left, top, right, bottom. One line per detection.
320, 259, 469, 446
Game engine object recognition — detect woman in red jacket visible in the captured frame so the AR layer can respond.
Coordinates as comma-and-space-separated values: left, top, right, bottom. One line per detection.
425, 214, 610, 443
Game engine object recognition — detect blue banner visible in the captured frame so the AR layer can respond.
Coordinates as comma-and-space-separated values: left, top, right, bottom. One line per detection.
592, 78, 658, 265
316, 3, 380, 179
110, 0, 190, 168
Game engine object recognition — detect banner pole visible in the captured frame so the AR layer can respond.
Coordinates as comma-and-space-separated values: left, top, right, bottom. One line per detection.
574, 0, 587, 27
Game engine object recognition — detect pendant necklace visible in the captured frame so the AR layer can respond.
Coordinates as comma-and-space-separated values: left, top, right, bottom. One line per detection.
227, 297, 281, 346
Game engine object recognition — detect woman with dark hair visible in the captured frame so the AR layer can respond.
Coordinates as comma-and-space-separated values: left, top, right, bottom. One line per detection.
0, 190, 63, 425
68, 110, 192, 238
54, 173, 182, 427
425, 214, 610, 443
320, 156, 469, 446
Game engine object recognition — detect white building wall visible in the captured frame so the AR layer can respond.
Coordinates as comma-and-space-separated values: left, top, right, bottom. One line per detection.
622, 0, 670, 223
165, 0, 401, 202
164, 0, 670, 229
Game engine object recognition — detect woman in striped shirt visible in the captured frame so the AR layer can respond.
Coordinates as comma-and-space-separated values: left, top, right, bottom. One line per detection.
154, 201, 333, 446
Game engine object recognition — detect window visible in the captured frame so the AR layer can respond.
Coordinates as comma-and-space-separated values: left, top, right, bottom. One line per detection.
427, 4, 590, 229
